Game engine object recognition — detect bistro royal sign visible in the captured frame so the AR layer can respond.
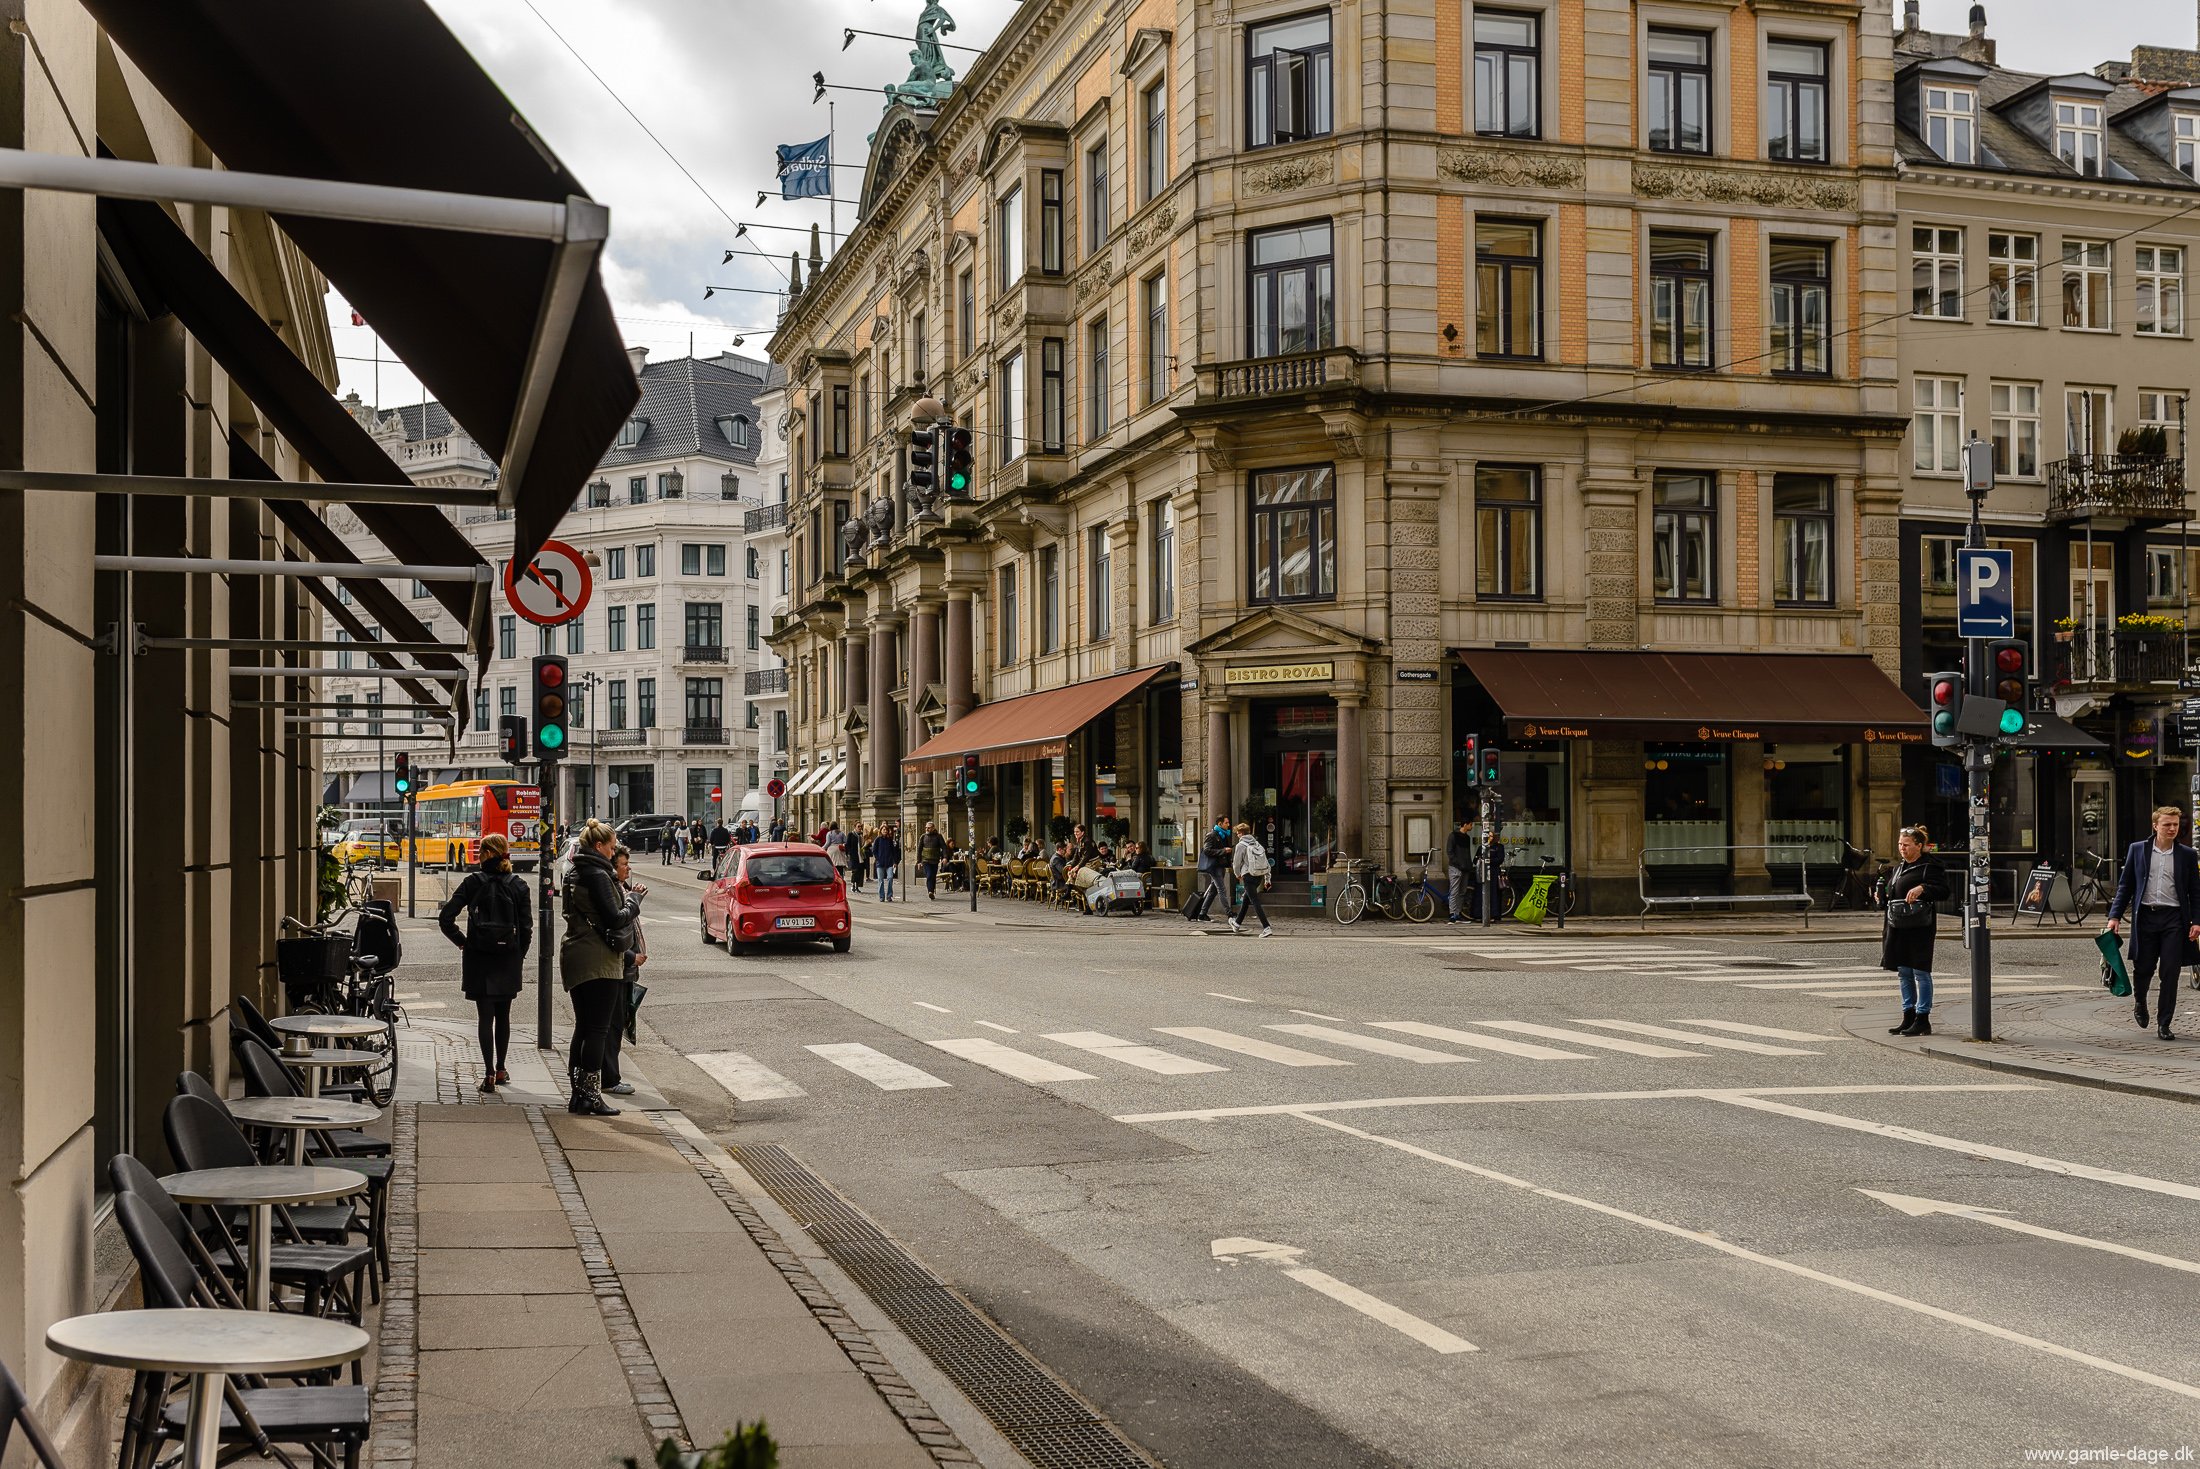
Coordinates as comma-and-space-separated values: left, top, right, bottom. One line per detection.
1224, 662, 1334, 686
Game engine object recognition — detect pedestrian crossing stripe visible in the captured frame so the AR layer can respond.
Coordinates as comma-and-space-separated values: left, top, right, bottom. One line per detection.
692, 1051, 807, 1101
1265, 1024, 1478, 1064
805, 1043, 952, 1090
1571, 1020, 1818, 1056
928, 1036, 1095, 1083
1468, 1020, 1703, 1059
1369, 1021, 1592, 1061
1042, 1031, 1227, 1075
1155, 1027, 1353, 1067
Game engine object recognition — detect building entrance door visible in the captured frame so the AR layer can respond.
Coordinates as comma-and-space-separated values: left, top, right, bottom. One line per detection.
1250, 699, 1338, 877
609, 765, 655, 820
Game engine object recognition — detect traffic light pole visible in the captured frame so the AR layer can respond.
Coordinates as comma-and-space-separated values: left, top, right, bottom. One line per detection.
404, 791, 417, 919
966, 793, 978, 914
1964, 469, 1993, 1043
1478, 783, 1496, 929
536, 768, 558, 1050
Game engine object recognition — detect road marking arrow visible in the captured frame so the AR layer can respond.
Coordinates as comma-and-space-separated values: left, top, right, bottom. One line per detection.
1211, 1237, 1477, 1354
1860, 1190, 2200, 1276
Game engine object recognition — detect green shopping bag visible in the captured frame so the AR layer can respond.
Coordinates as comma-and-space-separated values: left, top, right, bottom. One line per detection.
2095, 931, 2132, 998
1515, 874, 1555, 927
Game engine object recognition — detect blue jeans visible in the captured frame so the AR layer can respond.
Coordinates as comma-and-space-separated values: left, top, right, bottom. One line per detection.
1898, 966, 1933, 1013
878, 867, 897, 901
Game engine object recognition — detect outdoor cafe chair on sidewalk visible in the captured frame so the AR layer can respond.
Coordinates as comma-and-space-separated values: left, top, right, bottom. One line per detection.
235, 1040, 391, 1279
164, 1092, 366, 1263
0, 1357, 67, 1469
229, 1013, 384, 1153
110, 1155, 370, 1326
113, 1192, 371, 1469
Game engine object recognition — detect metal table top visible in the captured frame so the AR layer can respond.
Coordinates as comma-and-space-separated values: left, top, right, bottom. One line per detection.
267, 1014, 384, 1039
224, 1097, 381, 1131
48, 1309, 369, 1376
280, 1048, 377, 1068
160, 1166, 368, 1208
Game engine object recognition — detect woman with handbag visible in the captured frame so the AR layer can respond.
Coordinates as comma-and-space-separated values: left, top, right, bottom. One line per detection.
560, 819, 643, 1116
601, 845, 649, 1097
1880, 825, 1949, 1036
436, 833, 531, 1094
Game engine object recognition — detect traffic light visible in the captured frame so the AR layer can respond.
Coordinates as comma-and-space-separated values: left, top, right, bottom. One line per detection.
1985, 639, 2030, 738
392, 753, 412, 798
1480, 743, 1502, 786
498, 715, 527, 764
908, 426, 937, 500
944, 426, 975, 496
1462, 734, 1481, 787
960, 753, 980, 797
531, 655, 569, 760
1927, 671, 1965, 747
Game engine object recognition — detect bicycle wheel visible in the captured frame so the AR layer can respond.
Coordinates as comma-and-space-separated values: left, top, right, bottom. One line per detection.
1496, 883, 1519, 920
2069, 879, 2099, 926
1335, 884, 1368, 925
1402, 887, 1437, 923
357, 1015, 399, 1108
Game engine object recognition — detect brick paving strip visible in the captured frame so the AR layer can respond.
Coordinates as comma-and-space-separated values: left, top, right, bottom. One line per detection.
369, 1102, 420, 1469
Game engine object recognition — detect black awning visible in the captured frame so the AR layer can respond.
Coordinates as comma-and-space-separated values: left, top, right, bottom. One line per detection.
2010, 709, 2109, 751
1460, 649, 1929, 744
83, 0, 639, 571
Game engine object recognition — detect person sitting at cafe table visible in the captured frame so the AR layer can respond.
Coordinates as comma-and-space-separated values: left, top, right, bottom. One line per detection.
1127, 842, 1156, 874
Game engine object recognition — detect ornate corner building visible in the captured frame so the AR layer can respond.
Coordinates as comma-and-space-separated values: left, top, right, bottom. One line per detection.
770, 0, 1915, 911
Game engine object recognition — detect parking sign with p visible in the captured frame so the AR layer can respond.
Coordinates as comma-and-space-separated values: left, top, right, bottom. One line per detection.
1956, 546, 2014, 639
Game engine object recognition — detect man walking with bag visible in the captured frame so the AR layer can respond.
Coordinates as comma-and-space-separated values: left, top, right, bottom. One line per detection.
2106, 805, 2200, 1040
1445, 817, 1477, 924
1187, 817, 1232, 923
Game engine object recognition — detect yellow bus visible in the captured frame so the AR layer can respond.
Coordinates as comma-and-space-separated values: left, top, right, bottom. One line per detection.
403, 780, 543, 868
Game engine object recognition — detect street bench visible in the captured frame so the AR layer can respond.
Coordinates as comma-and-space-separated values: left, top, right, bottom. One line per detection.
1638, 845, 1814, 926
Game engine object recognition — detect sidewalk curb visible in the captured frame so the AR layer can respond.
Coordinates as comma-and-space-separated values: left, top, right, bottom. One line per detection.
1845, 1012, 2200, 1107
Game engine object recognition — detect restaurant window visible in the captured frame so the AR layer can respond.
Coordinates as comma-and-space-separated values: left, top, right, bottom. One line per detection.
1924, 84, 1977, 164
1086, 140, 1109, 252
1769, 239, 1831, 375
999, 350, 1026, 462
608, 606, 626, 652
1248, 464, 1337, 604
2063, 239, 2111, 330
1766, 39, 1828, 163
2137, 245, 2184, 336
1088, 316, 1110, 438
1991, 381, 2041, 479
1040, 337, 1065, 451
1247, 221, 1332, 359
1142, 78, 1168, 202
1649, 232, 1714, 370
1913, 376, 1963, 475
1772, 474, 1834, 606
1474, 464, 1541, 601
999, 563, 1019, 664
1150, 498, 1176, 623
1651, 472, 1715, 603
1912, 226, 1961, 318
1473, 9, 1541, 139
1643, 744, 1730, 865
2055, 98, 2103, 177
1988, 232, 2038, 324
1039, 545, 1060, 652
1648, 28, 1711, 153
1765, 744, 1847, 868
957, 269, 975, 362
1246, 11, 1333, 148
1039, 170, 1064, 276
1474, 218, 1541, 359
996, 183, 1024, 288
1089, 525, 1112, 640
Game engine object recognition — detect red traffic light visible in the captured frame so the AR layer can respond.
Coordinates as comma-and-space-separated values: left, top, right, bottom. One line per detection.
538, 661, 565, 688
1932, 677, 1960, 706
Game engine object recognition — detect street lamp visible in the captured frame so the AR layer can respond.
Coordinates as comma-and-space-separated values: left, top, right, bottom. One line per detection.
572, 669, 604, 820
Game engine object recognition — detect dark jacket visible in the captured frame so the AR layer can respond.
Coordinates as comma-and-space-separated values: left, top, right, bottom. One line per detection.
873, 833, 903, 868
560, 849, 640, 991
1199, 826, 1232, 873
709, 823, 733, 852
1444, 829, 1476, 872
437, 862, 533, 1001
918, 831, 947, 862
2108, 838, 2200, 924
1879, 855, 1951, 972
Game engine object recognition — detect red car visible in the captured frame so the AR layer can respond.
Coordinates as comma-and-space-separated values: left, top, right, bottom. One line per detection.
699, 843, 852, 954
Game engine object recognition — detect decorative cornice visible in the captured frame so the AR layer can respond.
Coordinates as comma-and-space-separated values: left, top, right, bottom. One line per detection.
1437, 147, 1585, 190
1633, 161, 1859, 211
1242, 150, 1335, 197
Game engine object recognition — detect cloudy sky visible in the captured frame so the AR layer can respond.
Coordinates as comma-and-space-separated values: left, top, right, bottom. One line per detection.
327, 0, 2200, 407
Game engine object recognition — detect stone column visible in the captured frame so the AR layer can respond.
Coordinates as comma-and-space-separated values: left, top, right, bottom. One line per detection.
844, 633, 867, 802
1580, 739, 1645, 915
1206, 702, 1231, 823
869, 620, 901, 799
1732, 741, 1769, 893
910, 601, 942, 713
944, 592, 974, 725
1336, 693, 1366, 861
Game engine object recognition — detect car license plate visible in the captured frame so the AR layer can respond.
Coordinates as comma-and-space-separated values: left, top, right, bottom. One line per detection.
775, 916, 817, 929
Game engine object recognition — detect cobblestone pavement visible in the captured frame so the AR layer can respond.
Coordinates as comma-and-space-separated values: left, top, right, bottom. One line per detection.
1850, 986, 2200, 1102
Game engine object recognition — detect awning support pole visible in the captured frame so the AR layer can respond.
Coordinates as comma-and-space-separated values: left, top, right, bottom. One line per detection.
144, 636, 468, 657
499, 197, 609, 505
236, 700, 453, 714
230, 665, 464, 682
0, 469, 499, 507
95, 554, 490, 583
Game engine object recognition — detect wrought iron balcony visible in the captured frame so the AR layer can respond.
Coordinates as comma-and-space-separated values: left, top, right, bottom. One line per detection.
2048, 628, 2192, 689
596, 728, 647, 747
681, 643, 727, 664
2044, 454, 2187, 524
744, 502, 789, 535
683, 724, 727, 746
745, 667, 788, 695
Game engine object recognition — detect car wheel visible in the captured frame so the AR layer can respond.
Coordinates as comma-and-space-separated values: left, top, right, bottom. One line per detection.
831, 935, 851, 954
699, 905, 718, 945
729, 934, 755, 956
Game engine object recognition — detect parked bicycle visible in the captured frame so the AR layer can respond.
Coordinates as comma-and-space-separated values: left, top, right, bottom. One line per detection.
1334, 859, 1420, 924
2063, 849, 2114, 925
276, 903, 404, 1106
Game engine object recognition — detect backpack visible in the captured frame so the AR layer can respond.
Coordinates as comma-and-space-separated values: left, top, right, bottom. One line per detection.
1240, 840, 1271, 879
467, 874, 522, 955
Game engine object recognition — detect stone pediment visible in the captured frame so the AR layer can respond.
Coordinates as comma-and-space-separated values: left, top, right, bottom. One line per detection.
1185, 606, 1380, 659
842, 707, 868, 735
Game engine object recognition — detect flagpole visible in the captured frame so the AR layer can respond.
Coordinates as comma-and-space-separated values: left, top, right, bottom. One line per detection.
827, 99, 836, 254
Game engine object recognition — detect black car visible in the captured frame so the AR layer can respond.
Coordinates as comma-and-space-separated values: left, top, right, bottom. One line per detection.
616, 813, 687, 850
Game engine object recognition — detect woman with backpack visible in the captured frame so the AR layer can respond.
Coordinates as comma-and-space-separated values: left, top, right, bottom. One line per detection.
437, 833, 532, 1094
560, 818, 643, 1116
1229, 822, 1275, 938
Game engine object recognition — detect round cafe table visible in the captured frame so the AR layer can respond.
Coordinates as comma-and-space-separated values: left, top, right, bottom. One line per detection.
48, 1309, 368, 1469
225, 1096, 381, 1166
267, 1014, 383, 1058
161, 1166, 368, 1310
279, 1048, 374, 1099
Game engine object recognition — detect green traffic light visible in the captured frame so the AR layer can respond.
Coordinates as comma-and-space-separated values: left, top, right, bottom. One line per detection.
948, 471, 969, 492
1933, 712, 1957, 736
539, 725, 565, 749
1998, 707, 2026, 736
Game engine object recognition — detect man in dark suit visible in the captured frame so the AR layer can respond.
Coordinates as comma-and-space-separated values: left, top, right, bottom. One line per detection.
2105, 805, 2200, 1040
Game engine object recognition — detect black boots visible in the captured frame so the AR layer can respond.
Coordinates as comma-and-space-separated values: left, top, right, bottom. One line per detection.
1890, 1009, 1915, 1035
1893, 1011, 1931, 1036
568, 1069, 621, 1116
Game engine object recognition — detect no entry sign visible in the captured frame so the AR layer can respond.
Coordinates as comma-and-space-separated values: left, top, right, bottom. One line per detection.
504, 538, 593, 626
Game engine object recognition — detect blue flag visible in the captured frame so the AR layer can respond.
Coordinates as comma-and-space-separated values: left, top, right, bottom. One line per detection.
776, 136, 831, 200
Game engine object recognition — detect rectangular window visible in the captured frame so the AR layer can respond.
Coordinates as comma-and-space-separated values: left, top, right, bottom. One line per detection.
604, 546, 626, 580
1000, 351, 1026, 462
587, 480, 610, 508
1040, 337, 1065, 451
1911, 226, 1962, 318
609, 680, 628, 730
1144, 274, 1169, 403
1767, 40, 1829, 163
498, 614, 516, 660
1039, 545, 1060, 652
1089, 525, 1112, 640
629, 475, 647, 504
1924, 84, 1977, 164
2179, 114, 2200, 178
1141, 79, 1168, 202
636, 603, 656, 651
1247, 220, 1332, 358
1039, 170, 1064, 275
335, 627, 352, 670
1473, 9, 1541, 139
1988, 232, 2038, 324
1474, 218, 1542, 359
1474, 464, 1542, 601
707, 544, 726, 576
1087, 316, 1111, 438
830, 386, 849, 455
1647, 28, 1711, 154
957, 269, 975, 362
638, 677, 657, 729
2055, 99, 2103, 176
1150, 498, 1177, 623
635, 543, 654, 578
1913, 376, 1964, 474
1991, 381, 2041, 479
1247, 11, 1333, 148
1651, 472, 1716, 603
498, 686, 514, 719
1248, 464, 1337, 604
2138, 245, 2185, 335
858, 373, 872, 447
470, 687, 486, 732
747, 605, 761, 650
411, 579, 429, 599
1649, 231, 1714, 370
912, 310, 928, 383
658, 471, 683, 499
1086, 140, 1109, 252
745, 546, 759, 579
1772, 475, 1835, 605
996, 183, 1024, 288
999, 563, 1020, 664
2066, 386, 2113, 457
2062, 238, 2111, 330
566, 617, 586, 654
2139, 389, 2181, 433
1769, 239, 1832, 375
681, 543, 701, 576
608, 606, 626, 652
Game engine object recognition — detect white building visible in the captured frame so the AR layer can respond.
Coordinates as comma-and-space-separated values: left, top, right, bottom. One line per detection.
321, 347, 783, 825
745, 374, 795, 825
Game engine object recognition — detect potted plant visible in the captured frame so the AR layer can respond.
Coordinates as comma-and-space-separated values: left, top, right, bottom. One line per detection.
1005, 815, 1030, 846
1046, 815, 1076, 846
625, 1423, 778, 1469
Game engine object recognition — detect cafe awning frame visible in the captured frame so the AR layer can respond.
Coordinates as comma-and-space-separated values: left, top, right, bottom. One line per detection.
783, 764, 824, 797
902, 667, 1173, 775
1457, 649, 1929, 746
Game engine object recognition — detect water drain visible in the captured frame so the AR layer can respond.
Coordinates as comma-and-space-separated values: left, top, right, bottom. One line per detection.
734, 1143, 1158, 1468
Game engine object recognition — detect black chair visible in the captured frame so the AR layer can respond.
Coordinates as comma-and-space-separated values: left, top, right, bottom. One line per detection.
108, 1155, 369, 1325
231, 1039, 386, 1160
231, 992, 284, 1053
0, 1357, 66, 1469
232, 1040, 391, 1281
162, 1092, 361, 1254
114, 1193, 370, 1469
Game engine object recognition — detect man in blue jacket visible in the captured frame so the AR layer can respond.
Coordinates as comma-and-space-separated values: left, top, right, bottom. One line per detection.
2105, 805, 2200, 1039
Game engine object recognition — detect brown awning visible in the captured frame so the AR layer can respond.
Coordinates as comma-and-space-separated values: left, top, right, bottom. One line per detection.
1458, 650, 1927, 745
903, 667, 1170, 774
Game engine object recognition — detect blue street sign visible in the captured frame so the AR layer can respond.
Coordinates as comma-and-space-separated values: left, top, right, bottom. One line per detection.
1956, 546, 2015, 638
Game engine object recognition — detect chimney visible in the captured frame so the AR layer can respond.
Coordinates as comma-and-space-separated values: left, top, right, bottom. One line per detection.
625, 345, 648, 377
1959, 3, 1995, 64
1903, 0, 1919, 33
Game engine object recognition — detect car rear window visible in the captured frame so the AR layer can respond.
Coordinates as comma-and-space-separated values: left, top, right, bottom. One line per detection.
744, 854, 837, 887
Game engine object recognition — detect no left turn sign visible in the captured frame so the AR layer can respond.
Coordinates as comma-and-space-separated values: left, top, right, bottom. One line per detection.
504, 538, 593, 627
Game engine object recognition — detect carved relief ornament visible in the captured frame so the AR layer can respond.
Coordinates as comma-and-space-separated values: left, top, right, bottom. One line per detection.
1125, 199, 1177, 257
1435, 147, 1585, 190
1631, 163, 1859, 211
1242, 151, 1334, 197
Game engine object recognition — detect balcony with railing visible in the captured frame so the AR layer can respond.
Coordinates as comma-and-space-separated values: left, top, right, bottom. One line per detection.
683, 724, 727, 746
681, 643, 727, 665
596, 728, 647, 747
744, 502, 789, 535
2045, 454, 2188, 524
1195, 347, 1361, 404
2048, 624, 2193, 689
745, 667, 789, 696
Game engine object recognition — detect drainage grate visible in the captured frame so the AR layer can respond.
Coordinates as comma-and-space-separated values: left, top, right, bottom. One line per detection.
734, 1143, 1160, 1467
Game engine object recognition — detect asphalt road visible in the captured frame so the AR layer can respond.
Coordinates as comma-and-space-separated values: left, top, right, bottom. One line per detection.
468, 879, 2200, 1467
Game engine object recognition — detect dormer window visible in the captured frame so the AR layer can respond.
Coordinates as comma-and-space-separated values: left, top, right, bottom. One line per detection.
615, 416, 648, 449
715, 414, 751, 448
1924, 84, 1976, 165
2055, 100, 2103, 177
2176, 113, 2199, 177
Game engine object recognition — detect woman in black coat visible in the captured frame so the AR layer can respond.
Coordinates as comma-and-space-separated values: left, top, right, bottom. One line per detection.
1879, 825, 1950, 1037
438, 834, 533, 1093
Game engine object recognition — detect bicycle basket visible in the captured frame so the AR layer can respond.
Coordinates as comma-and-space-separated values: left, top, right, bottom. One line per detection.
351, 901, 401, 976
276, 935, 350, 1001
